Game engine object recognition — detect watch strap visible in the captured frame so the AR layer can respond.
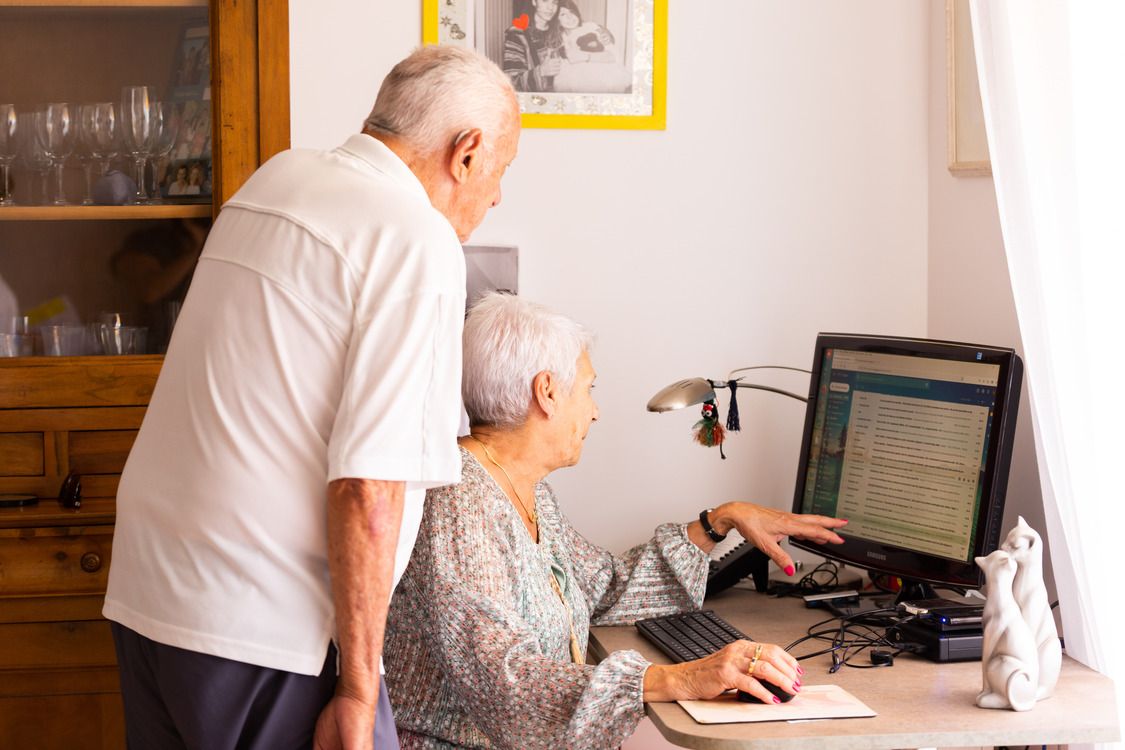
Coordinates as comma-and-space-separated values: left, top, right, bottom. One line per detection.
699, 508, 727, 543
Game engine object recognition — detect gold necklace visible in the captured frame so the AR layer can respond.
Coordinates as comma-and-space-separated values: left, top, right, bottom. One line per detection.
465, 434, 538, 529
548, 572, 586, 665
464, 435, 584, 664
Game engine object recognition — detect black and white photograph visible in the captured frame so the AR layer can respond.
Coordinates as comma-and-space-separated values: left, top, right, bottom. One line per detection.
428, 0, 664, 127
476, 0, 633, 95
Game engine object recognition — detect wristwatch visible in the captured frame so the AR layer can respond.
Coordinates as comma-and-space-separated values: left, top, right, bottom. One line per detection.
699, 508, 727, 543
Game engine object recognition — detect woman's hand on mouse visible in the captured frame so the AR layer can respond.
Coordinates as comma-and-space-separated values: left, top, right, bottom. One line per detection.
641, 640, 802, 704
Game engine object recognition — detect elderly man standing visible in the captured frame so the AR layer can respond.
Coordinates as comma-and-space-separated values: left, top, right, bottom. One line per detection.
103, 45, 521, 750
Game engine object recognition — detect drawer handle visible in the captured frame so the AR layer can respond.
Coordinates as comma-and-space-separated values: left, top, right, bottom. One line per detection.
81, 552, 103, 573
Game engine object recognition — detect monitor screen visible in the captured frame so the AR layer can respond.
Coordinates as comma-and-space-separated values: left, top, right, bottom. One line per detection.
789, 333, 1023, 600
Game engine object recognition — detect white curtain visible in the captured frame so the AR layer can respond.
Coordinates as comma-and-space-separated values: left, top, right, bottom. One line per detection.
969, 0, 1125, 742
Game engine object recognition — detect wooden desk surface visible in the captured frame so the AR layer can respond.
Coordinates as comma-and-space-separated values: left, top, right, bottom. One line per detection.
588, 588, 1119, 750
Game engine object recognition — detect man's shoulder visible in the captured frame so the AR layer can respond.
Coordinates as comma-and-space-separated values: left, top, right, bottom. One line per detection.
226, 140, 441, 234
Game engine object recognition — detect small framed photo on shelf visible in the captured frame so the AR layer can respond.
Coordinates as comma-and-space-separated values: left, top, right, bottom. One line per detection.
160, 20, 213, 201
424, 0, 667, 130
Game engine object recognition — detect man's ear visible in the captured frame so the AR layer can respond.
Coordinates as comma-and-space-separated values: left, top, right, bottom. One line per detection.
450, 128, 484, 184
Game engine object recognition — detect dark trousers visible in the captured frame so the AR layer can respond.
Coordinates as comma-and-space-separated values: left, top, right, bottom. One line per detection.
112, 622, 398, 749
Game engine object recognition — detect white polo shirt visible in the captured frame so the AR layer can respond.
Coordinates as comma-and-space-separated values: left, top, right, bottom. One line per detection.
104, 134, 466, 676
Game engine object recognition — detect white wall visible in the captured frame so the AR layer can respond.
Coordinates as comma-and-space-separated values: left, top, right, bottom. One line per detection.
290, 0, 931, 557
924, 1, 1051, 595
289, 2, 1041, 748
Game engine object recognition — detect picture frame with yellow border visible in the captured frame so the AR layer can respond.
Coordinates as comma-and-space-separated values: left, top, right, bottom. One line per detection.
424, 0, 666, 130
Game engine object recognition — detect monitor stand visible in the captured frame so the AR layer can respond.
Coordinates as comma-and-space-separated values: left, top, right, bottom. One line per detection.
842, 579, 950, 615
891, 579, 941, 607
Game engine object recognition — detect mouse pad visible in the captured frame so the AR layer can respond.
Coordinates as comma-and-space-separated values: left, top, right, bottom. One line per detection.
678, 684, 876, 724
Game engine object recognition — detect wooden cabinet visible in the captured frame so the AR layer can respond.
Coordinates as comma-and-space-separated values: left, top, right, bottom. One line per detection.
0, 356, 156, 748
0, 2, 289, 746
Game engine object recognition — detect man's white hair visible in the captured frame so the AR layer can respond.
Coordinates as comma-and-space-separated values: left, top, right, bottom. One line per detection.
462, 292, 596, 430
363, 45, 516, 155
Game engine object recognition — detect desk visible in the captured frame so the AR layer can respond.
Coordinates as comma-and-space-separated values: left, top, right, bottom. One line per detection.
588, 588, 1119, 750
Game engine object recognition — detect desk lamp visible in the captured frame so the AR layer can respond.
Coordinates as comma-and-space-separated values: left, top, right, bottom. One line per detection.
646, 366, 809, 458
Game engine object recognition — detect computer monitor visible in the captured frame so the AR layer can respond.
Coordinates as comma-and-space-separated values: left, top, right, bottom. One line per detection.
789, 333, 1023, 603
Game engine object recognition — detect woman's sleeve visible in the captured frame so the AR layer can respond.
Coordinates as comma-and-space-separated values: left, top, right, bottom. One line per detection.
405, 482, 650, 750
553, 497, 710, 626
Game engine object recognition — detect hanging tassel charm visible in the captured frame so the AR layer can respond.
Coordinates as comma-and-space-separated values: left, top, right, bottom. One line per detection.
693, 399, 727, 459
726, 380, 741, 432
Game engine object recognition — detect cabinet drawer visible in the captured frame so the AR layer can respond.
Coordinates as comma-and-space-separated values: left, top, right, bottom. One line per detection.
0, 692, 125, 750
0, 619, 117, 673
0, 525, 113, 600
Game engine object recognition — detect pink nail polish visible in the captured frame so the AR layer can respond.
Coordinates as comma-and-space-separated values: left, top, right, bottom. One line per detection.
772, 696, 781, 704
797, 666, 805, 676
794, 682, 801, 690
785, 565, 795, 576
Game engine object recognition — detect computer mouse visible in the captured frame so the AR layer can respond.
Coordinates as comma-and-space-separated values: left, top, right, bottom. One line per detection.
737, 679, 796, 704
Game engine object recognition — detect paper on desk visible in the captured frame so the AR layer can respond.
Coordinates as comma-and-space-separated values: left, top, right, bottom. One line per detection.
678, 684, 876, 724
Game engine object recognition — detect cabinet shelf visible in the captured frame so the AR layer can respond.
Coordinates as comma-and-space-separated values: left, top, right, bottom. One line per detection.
0, 204, 213, 221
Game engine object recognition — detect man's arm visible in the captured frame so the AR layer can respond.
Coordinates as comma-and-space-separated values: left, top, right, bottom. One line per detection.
314, 477, 405, 750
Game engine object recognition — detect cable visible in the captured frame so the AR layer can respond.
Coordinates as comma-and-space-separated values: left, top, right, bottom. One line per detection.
782, 606, 928, 672
767, 560, 847, 599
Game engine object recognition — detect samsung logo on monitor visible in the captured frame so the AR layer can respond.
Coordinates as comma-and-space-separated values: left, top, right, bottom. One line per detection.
867, 551, 888, 562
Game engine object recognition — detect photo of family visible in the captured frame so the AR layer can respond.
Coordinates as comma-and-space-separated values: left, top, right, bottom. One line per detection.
162, 21, 212, 201
477, 0, 633, 95
428, 0, 663, 127
159, 159, 210, 198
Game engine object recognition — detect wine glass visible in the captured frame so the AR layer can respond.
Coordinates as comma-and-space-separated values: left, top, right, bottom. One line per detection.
121, 86, 156, 204
0, 104, 22, 206
147, 102, 180, 205
19, 111, 52, 205
79, 102, 118, 204
35, 103, 79, 206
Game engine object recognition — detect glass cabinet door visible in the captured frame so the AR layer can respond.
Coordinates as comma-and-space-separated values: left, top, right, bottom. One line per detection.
0, 0, 287, 357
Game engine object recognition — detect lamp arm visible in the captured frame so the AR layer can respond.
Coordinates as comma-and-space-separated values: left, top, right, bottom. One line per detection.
711, 380, 808, 403
726, 365, 812, 379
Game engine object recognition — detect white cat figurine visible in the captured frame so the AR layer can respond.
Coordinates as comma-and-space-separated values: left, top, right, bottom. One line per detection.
976, 548, 1039, 711
1001, 516, 1061, 700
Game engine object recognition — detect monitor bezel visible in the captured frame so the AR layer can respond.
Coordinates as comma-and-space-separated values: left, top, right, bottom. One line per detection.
788, 332, 1024, 592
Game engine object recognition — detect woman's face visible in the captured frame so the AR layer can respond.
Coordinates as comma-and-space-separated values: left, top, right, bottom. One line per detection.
533, 0, 558, 24
558, 6, 579, 30
551, 351, 599, 468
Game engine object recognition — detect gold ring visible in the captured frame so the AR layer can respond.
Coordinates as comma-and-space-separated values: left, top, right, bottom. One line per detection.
747, 644, 764, 677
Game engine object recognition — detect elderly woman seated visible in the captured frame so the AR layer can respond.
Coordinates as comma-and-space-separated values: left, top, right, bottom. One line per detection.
383, 292, 847, 749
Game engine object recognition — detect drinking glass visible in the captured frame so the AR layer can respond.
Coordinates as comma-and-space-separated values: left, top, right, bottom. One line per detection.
40, 323, 88, 356
148, 102, 181, 205
0, 104, 21, 206
101, 325, 147, 355
35, 103, 79, 206
96, 311, 131, 355
0, 332, 37, 357
80, 102, 119, 178
121, 86, 156, 203
3, 315, 32, 335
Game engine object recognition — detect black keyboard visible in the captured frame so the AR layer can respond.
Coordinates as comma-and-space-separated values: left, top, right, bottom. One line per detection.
635, 609, 751, 663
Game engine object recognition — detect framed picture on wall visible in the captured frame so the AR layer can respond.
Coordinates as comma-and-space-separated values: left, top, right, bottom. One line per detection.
424, 0, 667, 130
946, 0, 991, 176
161, 20, 213, 201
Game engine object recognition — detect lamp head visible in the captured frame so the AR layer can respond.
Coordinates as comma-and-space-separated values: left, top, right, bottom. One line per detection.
646, 377, 716, 413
